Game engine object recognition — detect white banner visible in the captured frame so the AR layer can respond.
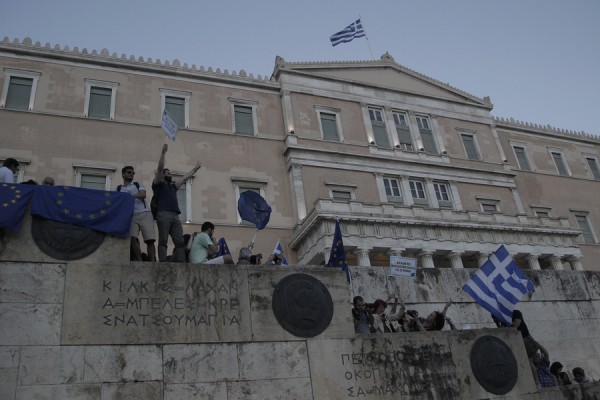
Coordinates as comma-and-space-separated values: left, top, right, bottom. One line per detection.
389, 256, 417, 279
161, 109, 179, 142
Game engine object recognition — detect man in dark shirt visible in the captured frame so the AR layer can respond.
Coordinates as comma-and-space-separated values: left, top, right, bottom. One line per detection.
152, 144, 201, 262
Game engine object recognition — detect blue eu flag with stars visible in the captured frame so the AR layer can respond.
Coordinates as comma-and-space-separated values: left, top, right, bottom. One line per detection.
216, 237, 231, 257
326, 219, 349, 283
31, 186, 134, 237
237, 191, 271, 230
0, 183, 36, 231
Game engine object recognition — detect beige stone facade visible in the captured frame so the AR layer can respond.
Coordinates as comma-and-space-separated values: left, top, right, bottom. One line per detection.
1, 37, 598, 270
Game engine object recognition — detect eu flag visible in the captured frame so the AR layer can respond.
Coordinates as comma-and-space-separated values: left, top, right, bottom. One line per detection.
0, 183, 36, 231
237, 191, 271, 230
216, 237, 231, 257
326, 219, 349, 283
30, 186, 134, 237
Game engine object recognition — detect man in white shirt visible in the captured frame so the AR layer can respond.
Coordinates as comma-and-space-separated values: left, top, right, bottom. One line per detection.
0, 158, 19, 183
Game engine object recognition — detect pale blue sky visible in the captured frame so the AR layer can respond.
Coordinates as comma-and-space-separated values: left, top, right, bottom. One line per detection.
2, 0, 599, 135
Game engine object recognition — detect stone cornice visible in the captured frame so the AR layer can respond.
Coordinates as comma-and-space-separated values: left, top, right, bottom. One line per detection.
493, 116, 599, 143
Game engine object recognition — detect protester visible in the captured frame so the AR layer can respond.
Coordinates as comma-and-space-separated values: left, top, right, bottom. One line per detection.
532, 345, 557, 388
559, 372, 571, 385
42, 177, 55, 186
403, 301, 455, 332
0, 158, 19, 183
189, 222, 234, 264
237, 247, 252, 265
571, 367, 594, 384
152, 144, 201, 262
550, 362, 563, 385
352, 296, 374, 334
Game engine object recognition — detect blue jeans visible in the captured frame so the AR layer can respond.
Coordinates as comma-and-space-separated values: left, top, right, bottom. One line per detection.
156, 211, 185, 262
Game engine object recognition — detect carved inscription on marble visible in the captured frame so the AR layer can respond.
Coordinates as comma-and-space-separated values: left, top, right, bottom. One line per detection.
62, 264, 251, 344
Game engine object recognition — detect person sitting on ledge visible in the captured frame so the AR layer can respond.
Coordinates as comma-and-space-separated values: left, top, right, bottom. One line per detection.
571, 367, 594, 384
189, 222, 234, 265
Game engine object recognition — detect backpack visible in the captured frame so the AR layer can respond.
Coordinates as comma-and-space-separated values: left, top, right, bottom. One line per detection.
117, 182, 147, 208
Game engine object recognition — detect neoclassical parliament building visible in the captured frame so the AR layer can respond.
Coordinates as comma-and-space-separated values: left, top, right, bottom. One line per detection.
1, 37, 598, 271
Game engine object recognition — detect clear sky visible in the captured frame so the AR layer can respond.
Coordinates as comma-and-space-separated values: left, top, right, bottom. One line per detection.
2, 0, 599, 135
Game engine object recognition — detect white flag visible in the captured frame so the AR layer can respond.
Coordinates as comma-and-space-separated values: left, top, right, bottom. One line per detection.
161, 109, 179, 142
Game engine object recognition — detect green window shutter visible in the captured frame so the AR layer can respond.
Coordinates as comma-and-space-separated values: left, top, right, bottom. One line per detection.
552, 152, 568, 176
420, 129, 437, 154
5, 76, 33, 110
80, 174, 106, 190
586, 158, 600, 180
514, 147, 531, 171
234, 105, 255, 135
165, 96, 185, 127
462, 135, 479, 160
320, 113, 339, 141
575, 215, 596, 244
177, 185, 187, 221
88, 86, 112, 119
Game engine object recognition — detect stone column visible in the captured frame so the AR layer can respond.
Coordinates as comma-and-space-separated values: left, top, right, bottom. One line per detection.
419, 250, 435, 269
281, 90, 295, 134
478, 252, 490, 267
289, 164, 307, 221
567, 256, 584, 271
526, 254, 541, 270
448, 252, 464, 269
548, 255, 564, 271
354, 247, 371, 267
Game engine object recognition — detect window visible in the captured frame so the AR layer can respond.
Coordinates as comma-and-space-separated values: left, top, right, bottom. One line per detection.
460, 133, 480, 160
416, 116, 437, 154
383, 178, 403, 203
481, 203, 498, 213
0, 158, 28, 183
161, 89, 190, 128
84, 79, 118, 120
368, 108, 390, 148
550, 150, 569, 176
574, 214, 596, 244
326, 182, 356, 202
409, 180, 428, 205
232, 178, 267, 224
317, 110, 341, 141
433, 182, 452, 208
230, 98, 258, 136
585, 157, 600, 180
1, 69, 41, 111
531, 206, 551, 218
332, 190, 351, 201
393, 112, 413, 151
512, 145, 532, 171
73, 164, 116, 191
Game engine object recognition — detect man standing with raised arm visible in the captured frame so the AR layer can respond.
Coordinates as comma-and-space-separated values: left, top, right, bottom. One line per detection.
152, 144, 201, 262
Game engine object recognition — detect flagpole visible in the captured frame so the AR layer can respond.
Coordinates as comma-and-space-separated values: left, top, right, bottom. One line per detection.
359, 15, 375, 60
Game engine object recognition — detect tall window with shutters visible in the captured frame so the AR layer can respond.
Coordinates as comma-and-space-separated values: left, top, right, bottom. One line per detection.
416, 116, 437, 154
460, 133, 480, 160
1, 69, 41, 111
393, 112, 414, 151
368, 108, 391, 148
160, 89, 190, 128
234, 105, 255, 136
585, 156, 600, 180
84, 79, 118, 120
318, 111, 340, 141
383, 178, 403, 203
550, 151, 569, 176
512, 145, 532, 171
574, 214, 596, 244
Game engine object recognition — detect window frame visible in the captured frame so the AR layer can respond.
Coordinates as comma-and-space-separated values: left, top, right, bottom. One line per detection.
73, 163, 116, 191
232, 177, 268, 225
1, 68, 41, 111
383, 177, 403, 204
368, 107, 391, 148
548, 148, 570, 176
315, 106, 343, 142
392, 111, 414, 151
160, 88, 190, 129
584, 155, 600, 180
408, 179, 428, 206
511, 143, 533, 171
84, 79, 119, 120
416, 115, 438, 154
571, 210, 597, 244
230, 98, 258, 136
477, 196, 500, 213
459, 131, 480, 160
531, 206, 551, 218
325, 182, 357, 202
433, 182, 452, 208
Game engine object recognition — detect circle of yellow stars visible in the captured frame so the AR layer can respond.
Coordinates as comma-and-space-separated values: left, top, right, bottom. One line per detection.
1, 184, 22, 208
55, 188, 112, 220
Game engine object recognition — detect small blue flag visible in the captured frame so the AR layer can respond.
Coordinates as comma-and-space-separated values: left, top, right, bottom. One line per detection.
273, 239, 289, 266
237, 191, 271, 230
0, 183, 36, 231
462, 245, 534, 325
30, 185, 134, 237
216, 237, 231, 257
330, 19, 366, 47
326, 219, 349, 283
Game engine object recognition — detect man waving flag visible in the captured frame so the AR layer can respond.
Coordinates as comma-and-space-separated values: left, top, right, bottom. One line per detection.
462, 245, 534, 325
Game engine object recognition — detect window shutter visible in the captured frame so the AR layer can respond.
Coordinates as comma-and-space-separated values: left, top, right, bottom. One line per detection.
165, 96, 185, 127
552, 152, 568, 176
80, 174, 106, 190
462, 135, 479, 160
320, 113, 339, 141
514, 147, 531, 171
177, 185, 187, 221
586, 158, 600, 180
576, 216, 595, 244
88, 86, 112, 119
234, 105, 255, 135
420, 129, 437, 153
5, 76, 33, 110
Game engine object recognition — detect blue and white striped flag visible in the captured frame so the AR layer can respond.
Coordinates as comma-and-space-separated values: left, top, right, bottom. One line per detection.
273, 239, 289, 266
462, 245, 534, 325
330, 19, 366, 47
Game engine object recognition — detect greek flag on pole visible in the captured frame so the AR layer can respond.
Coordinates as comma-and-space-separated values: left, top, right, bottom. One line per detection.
462, 245, 534, 325
162, 109, 179, 142
330, 19, 365, 47
273, 239, 289, 266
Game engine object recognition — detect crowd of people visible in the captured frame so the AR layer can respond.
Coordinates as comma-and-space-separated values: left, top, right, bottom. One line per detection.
352, 296, 595, 388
